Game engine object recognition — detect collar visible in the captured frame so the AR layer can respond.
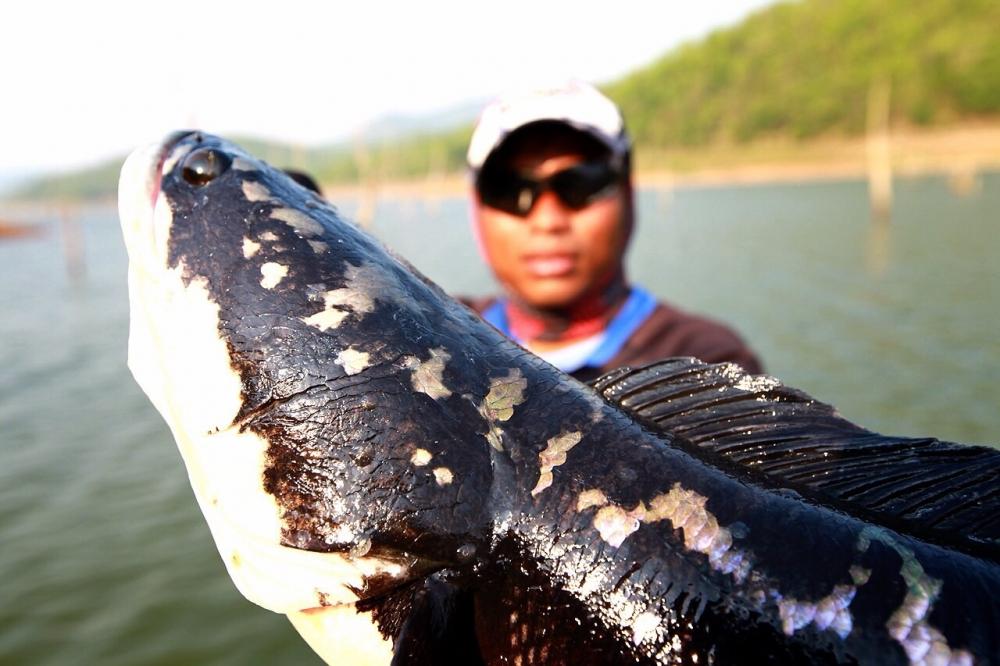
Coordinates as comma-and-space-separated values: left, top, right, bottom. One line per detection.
482, 286, 657, 371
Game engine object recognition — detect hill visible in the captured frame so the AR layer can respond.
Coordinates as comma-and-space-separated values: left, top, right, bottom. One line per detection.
607, 0, 999, 147
7, 0, 999, 200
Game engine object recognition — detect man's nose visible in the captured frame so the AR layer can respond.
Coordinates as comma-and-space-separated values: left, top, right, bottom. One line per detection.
527, 190, 572, 233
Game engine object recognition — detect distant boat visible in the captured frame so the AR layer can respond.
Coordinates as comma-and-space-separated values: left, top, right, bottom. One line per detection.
0, 220, 44, 239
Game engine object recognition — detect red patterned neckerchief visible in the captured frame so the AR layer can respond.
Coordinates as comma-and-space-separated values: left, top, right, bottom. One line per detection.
504, 276, 630, 344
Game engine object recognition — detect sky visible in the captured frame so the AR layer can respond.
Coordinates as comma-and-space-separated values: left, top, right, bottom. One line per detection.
1, 0, 775, 178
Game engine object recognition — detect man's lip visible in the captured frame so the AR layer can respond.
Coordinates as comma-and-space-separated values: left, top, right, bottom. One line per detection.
522, 253, 577, 278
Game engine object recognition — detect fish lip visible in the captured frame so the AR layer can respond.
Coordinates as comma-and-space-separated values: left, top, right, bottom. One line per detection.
148, 130, 200, 206
117, 130, 203, 267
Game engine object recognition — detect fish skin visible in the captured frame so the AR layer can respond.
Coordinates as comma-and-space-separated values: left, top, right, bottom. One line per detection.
119, 132, 1000, 665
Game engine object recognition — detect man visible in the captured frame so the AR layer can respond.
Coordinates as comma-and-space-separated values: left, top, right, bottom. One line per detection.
464, 81, 762, 382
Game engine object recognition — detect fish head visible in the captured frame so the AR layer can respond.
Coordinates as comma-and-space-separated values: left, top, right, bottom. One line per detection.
120, 131, 264, 424
118, 131, 495, 618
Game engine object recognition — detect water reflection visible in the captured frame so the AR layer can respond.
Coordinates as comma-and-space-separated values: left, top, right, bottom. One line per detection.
947, 165, 981, 198
865, 217, 892, 278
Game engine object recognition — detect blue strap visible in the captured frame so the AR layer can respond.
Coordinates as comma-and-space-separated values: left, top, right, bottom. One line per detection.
480, 287, 658, 368
585, 286, 657, 367
482, 299, 510, 334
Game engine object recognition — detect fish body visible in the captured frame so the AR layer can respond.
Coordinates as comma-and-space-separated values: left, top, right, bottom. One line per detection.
119, 132, 1000, 665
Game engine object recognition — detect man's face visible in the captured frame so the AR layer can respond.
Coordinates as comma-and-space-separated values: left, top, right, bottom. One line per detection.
474, 141, 632, 310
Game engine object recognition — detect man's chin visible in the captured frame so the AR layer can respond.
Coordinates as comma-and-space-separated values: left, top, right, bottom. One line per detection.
515, 282, 585, 311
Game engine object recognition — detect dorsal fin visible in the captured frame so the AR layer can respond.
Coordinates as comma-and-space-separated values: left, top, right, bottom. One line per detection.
591, 358, 1000, 561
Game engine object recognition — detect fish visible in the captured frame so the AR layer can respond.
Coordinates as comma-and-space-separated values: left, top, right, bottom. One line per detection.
118, 131, 1000, 665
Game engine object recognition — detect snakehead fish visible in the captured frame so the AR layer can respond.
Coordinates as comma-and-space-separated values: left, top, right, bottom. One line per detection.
118, 131, 1000, 665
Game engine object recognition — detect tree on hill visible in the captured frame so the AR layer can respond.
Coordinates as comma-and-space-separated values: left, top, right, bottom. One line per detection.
606, 0, 999, 146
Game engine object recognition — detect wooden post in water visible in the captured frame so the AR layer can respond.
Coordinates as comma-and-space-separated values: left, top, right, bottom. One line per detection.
59, 203, 86, 283
291, 142, 306, 172
947, 163, 981, 197
866, 78, 893, 223
352, 130, 376, 229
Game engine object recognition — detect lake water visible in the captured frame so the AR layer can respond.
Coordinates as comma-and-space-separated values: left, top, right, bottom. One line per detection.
1, 172, 998, 664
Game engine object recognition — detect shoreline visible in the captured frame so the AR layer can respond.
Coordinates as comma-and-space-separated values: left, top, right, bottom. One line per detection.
320, 124, 1000, 199
2, 125, 997, 213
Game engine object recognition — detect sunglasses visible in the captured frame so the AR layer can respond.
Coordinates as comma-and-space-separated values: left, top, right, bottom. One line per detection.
476, 160, 623, 217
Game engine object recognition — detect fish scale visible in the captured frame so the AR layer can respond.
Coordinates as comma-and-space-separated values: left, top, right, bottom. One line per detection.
119, 131, 1000, 665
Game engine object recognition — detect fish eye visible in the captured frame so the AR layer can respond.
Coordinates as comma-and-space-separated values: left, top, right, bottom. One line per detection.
181, 148, 231, 186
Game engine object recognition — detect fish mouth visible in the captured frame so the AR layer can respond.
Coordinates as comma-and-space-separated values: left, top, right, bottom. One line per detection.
118, 130, 202, 263
148, 130, 200, 206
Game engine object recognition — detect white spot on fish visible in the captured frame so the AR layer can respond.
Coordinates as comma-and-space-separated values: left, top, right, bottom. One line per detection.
411, 449, 432, 466
778, 599, 816, 635
404, 348, 452, 400
161, 142, 192, 175
645, 484, 752, 581
303, 307, 350, 331
593, 503, 645, 548
858, 528, 973, 666
577, 489, 608, 511
849, 565, 872, 586
334, 348, 370, 376
308, 240, 328, 254
479, 368, 528, 451
260, 262, 288, 289
484, 427, 505, 452
260, 231, 279, 242
720, 362, 781, 393
326, 524, 357, 545
777, 585, 855, 638
480, 369, 527, 421
579, 482, 755, 587
433, 467, 453, 486
632, 611, 660, 646
301, 266, 377, 332
231, 157, 257, 172
272, 207, 325, 237
815, 587, 856, 634
531, 430, 583, 496
242, 237, 261, 259
349, 538, 372, 559
242, 180, 272, 202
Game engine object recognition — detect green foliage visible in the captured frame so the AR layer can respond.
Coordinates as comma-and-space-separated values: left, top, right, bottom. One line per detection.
605, 0, 1000, 145
8, 0, 998, 200
11, 159, 124, 201
307, 125, 474, 184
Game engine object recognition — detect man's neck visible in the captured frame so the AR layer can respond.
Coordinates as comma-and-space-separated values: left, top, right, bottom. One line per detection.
505, 276, 630, 350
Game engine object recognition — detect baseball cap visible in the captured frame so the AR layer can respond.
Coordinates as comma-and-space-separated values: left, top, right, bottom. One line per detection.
467, 80, 630, 172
